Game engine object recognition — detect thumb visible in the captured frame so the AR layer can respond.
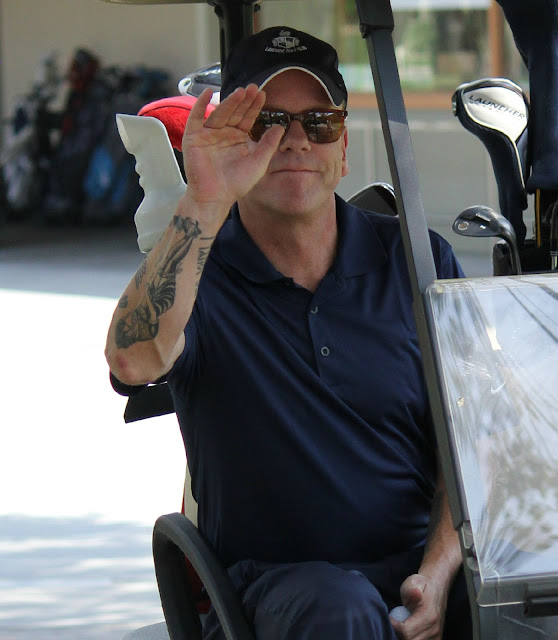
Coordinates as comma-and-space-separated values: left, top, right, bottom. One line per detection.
400, 573, 427, 611
251, 124, 285, 164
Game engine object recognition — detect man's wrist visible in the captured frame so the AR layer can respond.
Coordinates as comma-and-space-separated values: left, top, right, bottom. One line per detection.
176, 189, 233, 228
418, 548, 462, 591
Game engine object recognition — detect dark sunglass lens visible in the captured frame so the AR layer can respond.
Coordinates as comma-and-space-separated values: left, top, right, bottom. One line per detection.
251, 110, 346, 143
250, 111, 290, 142
249, 112, 270, 142
269, 111, 290, 127
308, 111, 345, 143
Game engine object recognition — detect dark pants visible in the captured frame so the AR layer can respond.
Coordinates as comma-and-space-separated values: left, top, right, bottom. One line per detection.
203, 548, 472, 640
497, 0, 558, 191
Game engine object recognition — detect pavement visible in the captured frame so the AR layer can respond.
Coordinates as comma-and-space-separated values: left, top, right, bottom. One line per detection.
0, 221, 186, 639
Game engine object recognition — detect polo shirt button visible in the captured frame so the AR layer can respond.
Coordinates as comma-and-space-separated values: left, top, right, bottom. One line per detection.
320, 346, 330, 357
310, 306, 319, 315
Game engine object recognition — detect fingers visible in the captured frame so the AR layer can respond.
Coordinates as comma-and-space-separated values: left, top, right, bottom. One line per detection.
400, 573, 427, 609
182, 85, 264, 160
248, 123, 284, 163
390, 612, 439, 640
204, 84, 263, 131
184, 85, 267, 153
184, 84, 258, 135
392, 574, 445, 640
185, 87, 215, 134
233, 87, 266, 132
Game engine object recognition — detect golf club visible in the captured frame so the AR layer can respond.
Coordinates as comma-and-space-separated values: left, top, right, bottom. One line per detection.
452, 78, 529, 247
453, 205, 522, 275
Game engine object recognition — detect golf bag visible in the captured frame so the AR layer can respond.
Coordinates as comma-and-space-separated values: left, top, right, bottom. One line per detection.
0, 52, 62, 220
452, 77, 555, 274
452, 78, 530, 247
41, 49, 107, 223
82, 67, 171, 225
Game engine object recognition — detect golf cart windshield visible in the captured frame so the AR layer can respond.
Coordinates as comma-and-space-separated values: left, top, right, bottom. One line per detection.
427, 273, 558, 610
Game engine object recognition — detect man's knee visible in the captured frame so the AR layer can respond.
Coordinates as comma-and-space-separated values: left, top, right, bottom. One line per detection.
243, 561, 396, 640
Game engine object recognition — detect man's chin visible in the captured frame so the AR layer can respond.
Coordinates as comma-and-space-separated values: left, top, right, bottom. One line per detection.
270, 176, 321, 205
242, 176, 337, 218
272, 191, 321, 215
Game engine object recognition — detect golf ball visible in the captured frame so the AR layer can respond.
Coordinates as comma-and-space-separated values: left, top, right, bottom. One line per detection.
389, 606, 411, 622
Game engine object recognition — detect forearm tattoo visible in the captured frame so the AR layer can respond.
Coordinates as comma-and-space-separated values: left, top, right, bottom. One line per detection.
134, 260, 147, 289
115, 216, 202, 348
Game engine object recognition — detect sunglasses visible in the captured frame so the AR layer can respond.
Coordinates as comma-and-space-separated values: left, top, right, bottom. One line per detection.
249, 109, 348, 144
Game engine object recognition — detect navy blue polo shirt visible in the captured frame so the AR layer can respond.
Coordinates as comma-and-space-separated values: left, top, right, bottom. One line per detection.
167, 195, 464, 568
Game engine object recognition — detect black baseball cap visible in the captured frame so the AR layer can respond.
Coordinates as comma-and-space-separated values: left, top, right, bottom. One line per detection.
221, 26, 348, 108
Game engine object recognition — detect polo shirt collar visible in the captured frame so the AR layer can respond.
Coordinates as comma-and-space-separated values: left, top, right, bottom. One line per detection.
218, 204, 287, 283
218, 196, 387, 283
334, 194, 387, 277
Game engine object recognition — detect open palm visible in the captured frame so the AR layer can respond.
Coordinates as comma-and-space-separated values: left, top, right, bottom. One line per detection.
181, 85, 284, 209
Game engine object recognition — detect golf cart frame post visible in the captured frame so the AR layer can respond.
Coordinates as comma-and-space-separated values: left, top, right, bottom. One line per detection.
207, 0, 260, 69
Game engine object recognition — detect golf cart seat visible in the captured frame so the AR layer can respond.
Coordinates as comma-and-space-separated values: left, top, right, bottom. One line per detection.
120, 455, 253, 640
121, 512, 253, 640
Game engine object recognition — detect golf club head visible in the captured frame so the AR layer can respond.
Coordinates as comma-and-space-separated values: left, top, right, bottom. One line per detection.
178, 62, 221, 101
453, 205, 512, 238
452, 78, 529, 246
454, 205, 522, 274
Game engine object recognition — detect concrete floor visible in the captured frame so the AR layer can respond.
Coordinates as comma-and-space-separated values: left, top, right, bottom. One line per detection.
0, 221, 186, 639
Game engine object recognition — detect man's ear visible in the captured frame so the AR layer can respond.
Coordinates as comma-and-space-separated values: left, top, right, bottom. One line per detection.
341, 128, 349, 177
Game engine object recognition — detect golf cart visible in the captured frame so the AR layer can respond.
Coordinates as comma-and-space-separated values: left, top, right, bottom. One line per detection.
101, 1, 558, 638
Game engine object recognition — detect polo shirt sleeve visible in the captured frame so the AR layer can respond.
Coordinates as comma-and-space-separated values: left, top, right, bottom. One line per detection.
166, 293, 206, 393
429, 230, 466, 279
109, 371, 148, 397
109, 369, 169, 397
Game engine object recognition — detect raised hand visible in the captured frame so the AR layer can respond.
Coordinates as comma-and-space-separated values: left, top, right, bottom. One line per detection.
181, 84, 285, 211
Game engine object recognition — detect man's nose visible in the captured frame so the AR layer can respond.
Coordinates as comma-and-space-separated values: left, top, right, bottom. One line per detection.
278, 120, 311, 152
